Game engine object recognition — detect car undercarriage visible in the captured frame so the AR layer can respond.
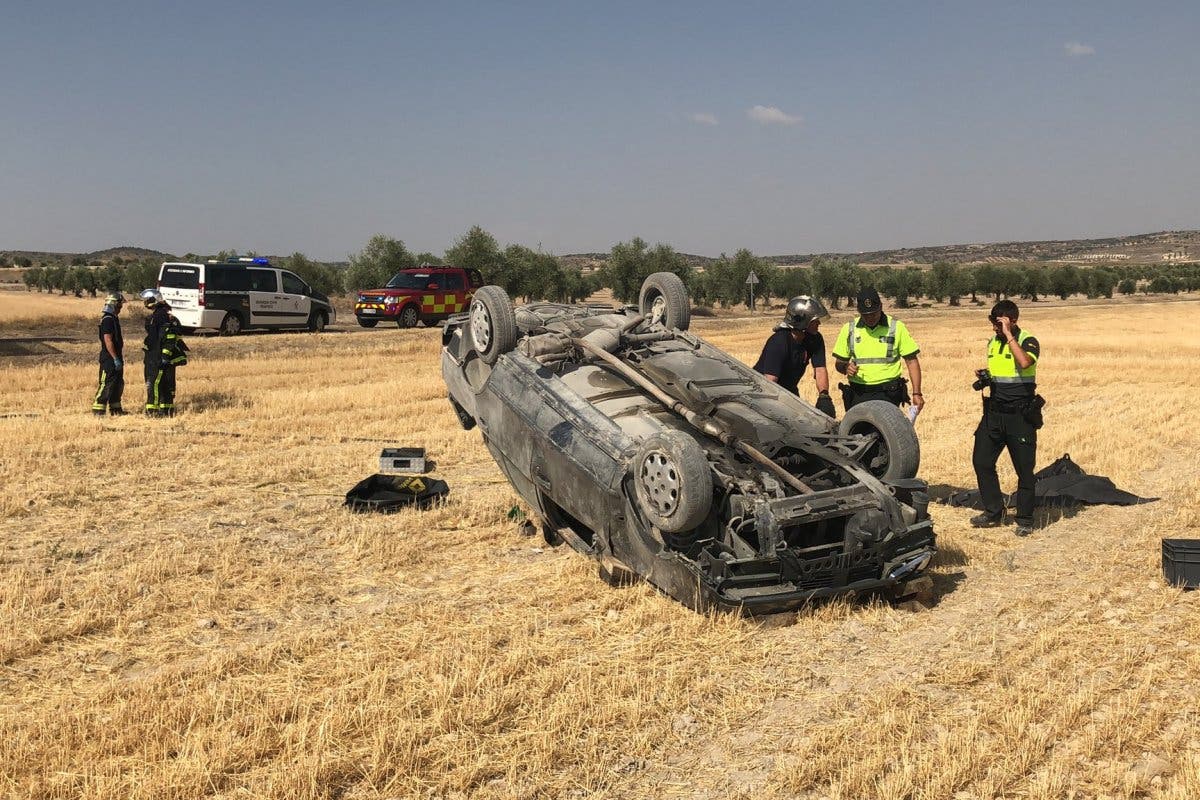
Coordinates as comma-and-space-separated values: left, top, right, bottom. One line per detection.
442, 274, 936, 614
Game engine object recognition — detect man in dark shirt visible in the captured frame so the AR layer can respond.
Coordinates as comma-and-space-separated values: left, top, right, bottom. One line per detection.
971, 299, 1043, 536
91, 292, 126, 416
753, 296, 835, 416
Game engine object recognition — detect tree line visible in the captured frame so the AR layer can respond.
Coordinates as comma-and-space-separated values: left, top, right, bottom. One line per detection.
12, 229, 1200, 308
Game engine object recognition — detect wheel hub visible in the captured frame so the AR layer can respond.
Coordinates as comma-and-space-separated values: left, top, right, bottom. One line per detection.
470, 300, 491, 349
639, 450, 679, 515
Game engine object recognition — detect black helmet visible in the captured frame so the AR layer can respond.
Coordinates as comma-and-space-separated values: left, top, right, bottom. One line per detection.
779, 295, 829, 330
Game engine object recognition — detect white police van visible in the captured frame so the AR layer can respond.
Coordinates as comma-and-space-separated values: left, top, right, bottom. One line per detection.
157, 258, 336, 335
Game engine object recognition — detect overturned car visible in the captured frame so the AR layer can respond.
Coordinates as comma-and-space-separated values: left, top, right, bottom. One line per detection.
441, 273, 935, 614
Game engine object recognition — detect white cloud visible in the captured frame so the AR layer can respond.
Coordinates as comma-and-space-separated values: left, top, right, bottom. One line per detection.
747, 105, 802, 126
689, 112, 719, 126
1065, 41, 1096, 56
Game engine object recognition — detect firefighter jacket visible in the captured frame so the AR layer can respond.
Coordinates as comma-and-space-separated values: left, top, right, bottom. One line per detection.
144, 307, 189, 369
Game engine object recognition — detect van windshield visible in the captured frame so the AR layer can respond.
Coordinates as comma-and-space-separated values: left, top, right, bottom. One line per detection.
160, 265, 199, 289
386, 272, 434, 289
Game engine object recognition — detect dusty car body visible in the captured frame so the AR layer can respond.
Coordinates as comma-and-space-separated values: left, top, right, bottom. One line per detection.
441, 274, 936, 614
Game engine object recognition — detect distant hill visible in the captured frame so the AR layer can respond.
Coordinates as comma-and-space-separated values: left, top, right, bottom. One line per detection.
563, 229, 1200, 268
4, 229, 1196, 270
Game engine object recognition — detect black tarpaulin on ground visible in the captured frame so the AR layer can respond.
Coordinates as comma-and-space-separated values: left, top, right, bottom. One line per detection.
946, 453, 1158, 510
345, 474, 449, 513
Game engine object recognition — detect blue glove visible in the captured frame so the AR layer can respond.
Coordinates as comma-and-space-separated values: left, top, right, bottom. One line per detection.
113, 357, 124, 370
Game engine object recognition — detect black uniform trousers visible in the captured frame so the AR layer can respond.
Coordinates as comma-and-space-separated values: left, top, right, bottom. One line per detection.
841, 378, 909, 412
145, 361, 176, 415
972, 401, 1037, 526
92, 356, 124, 413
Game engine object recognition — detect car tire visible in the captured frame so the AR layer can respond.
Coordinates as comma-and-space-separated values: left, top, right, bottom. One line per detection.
838, 400, 921, 480
632, 431, 712, 534
357, 317, 379, 328
219, 312, 244, 336
470, 285, 518, 365
398, 305, 420, 328
639, 271, 691, 331
307, 311, 327, 332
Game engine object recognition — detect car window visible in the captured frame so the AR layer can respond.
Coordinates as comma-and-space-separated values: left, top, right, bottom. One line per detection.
425, 274, 445, 290
386, 272, 431, 289
444, 272, 464, 291
281, 272, 307, 295
248, 269, 278, 292
160, 265, 199, 289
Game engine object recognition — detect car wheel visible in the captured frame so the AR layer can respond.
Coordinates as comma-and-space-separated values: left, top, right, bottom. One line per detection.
219, 312, 243, 336
469, 285, 518, 365
398, 305, 420, 328
357, 317, 379, 328
632, 431, 712, 534
838, 400, 921, 480
307, 311, 326, 332
639, 271, 691, 331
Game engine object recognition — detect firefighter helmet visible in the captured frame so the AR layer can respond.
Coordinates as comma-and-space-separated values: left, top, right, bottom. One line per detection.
778, 295, 829, 330
140, 288, 165, 308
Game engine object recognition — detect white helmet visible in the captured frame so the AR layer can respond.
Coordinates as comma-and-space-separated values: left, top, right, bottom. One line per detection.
140, 288, 165, 308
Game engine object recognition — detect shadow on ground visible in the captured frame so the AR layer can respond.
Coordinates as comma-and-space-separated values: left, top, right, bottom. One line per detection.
187, 391, 246, 413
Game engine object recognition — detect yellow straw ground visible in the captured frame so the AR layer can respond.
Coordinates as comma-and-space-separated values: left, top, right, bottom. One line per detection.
1, 299, 1198, 799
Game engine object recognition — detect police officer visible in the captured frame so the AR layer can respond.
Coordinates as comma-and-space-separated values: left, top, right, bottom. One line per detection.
971, 299, 1042, 537
753, 296, 836, 416
140, 288, 189, 416
831, 287, 924, 413
91, 292, 126, 416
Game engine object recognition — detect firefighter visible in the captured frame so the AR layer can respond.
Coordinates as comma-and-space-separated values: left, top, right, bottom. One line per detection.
91, 292, 126, 416
831, 287, 924, 414
140, 288, 189, 416
970, 300, 1043, 537
753, 295, 836, 416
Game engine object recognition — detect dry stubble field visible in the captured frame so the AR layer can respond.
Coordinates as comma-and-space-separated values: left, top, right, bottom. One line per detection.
2, 293, 1199, 800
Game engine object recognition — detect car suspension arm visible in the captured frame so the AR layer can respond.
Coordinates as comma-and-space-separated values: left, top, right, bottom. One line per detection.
575, 337, 813, 495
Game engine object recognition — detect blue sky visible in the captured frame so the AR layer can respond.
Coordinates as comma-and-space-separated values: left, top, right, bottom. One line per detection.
2, 1, 1197, 260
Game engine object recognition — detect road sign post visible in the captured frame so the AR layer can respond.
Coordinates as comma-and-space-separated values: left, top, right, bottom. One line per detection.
745, 270, 760, 312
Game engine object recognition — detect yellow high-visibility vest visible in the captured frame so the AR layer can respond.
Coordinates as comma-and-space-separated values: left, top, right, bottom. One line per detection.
846, 317, 901, 384
987, 329, 1037, 384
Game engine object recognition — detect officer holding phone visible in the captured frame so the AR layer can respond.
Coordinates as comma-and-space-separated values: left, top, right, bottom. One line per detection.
970, 299, 1043, 536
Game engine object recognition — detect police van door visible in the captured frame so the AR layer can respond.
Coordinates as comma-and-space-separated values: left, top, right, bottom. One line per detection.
247, 268, 282, 327
280, 271, 312, 326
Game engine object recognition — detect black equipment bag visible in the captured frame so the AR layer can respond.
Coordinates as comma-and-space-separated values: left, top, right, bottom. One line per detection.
344, 474, 449, 513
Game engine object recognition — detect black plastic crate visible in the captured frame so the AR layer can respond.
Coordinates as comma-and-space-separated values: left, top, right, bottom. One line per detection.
1162, 539, 1200, 589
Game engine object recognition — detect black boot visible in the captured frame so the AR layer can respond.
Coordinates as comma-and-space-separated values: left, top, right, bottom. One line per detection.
970, 511, 1004, 528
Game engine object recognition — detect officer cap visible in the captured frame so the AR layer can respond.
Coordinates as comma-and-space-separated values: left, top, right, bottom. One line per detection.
856, 287, 882, 314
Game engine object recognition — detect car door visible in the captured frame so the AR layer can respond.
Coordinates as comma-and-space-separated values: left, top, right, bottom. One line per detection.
247, 268, 280, 327
280, 271, 312, 325
443, 270, 468, 314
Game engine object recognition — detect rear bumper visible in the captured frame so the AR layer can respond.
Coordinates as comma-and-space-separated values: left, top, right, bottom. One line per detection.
171, 308, 225, 330
665, 526, 937, 615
